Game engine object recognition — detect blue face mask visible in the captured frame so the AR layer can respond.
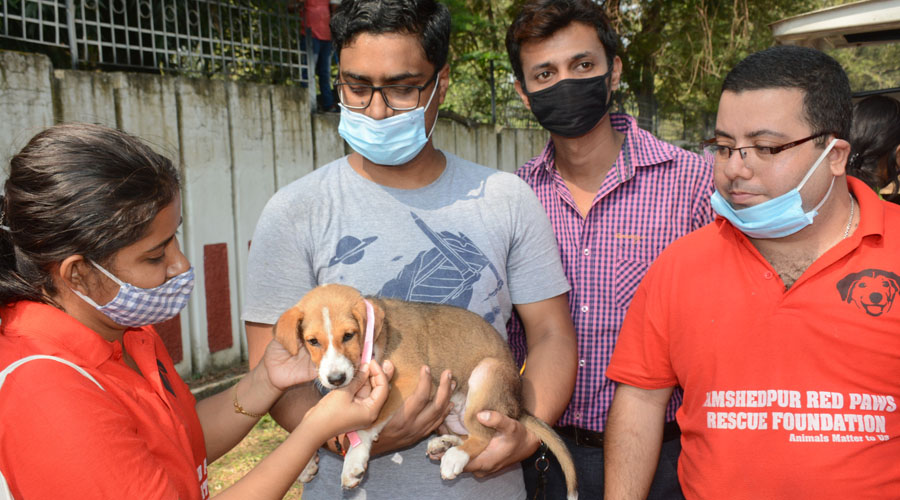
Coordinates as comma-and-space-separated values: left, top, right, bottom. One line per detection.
337, 79, 440, 166
711, 138, 838, 239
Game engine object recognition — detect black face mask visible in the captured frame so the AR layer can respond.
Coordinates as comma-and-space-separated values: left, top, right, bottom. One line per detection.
524, 68, 613, 138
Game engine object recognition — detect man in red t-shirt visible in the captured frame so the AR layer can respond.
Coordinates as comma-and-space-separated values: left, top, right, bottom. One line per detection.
604, 46, 900, 499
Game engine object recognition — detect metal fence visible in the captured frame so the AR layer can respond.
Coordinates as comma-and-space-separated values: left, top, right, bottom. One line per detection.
1, 0, 311, 87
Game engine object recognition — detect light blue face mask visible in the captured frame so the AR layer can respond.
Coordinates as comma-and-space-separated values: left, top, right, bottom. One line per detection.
711, 138, 838, 239
337, 76, 440, 166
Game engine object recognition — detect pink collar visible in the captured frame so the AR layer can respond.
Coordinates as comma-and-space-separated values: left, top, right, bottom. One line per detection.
347, 299, 376, 450
361, 299, 374, 364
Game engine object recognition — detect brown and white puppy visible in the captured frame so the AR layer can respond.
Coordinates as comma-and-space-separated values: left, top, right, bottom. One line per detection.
274, 283, 578, 499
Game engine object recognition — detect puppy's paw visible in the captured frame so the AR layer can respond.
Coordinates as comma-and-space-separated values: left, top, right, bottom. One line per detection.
427, 434, 463, 460
440, 447, 470, 480
340, 462, 367, 489
298, 453, 319, 483
341, 455, 368, 489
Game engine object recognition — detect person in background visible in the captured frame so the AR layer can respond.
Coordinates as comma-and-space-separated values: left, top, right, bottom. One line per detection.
292, 0, 339, 111
242, 0, 578, 498
847, 94, 900, 204
504, 0, 714, 497
605, 45, 900, 500
0, 122, 391, 500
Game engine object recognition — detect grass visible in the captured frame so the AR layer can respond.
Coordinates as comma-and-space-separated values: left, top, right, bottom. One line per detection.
207, 414, 304, 499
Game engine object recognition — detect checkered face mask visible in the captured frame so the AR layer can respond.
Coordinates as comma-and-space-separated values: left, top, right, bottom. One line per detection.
72, 260, 194, 327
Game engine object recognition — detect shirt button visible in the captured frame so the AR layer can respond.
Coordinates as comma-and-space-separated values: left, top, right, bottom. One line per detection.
574, 412, 582, 420
581, 305, 589, 313
764, 271, 774, 280
583, 248, 590, 256
578, 359, 586, 367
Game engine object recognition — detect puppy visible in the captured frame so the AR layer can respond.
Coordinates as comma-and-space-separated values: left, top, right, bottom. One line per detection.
274, 283, 577, 499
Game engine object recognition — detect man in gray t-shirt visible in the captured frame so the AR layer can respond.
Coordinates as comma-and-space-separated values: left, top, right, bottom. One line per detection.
242, 1, 578, 499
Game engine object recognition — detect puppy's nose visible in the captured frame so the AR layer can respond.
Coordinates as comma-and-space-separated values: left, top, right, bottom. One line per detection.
870, 292, 884, 304
328, 373, 347, 386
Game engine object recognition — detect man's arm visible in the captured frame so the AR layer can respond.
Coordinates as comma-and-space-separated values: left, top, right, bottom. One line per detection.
516, 293, 577, 423
464, 292, 577, 474
604, 383, 674, 500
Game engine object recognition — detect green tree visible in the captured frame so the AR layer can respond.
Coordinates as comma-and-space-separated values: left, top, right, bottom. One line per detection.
829, 44, 900, 95
442, 0, 535, 127
611, 0, 826, 142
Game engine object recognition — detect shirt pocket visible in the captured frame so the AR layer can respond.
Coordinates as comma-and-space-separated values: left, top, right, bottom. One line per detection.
613, 228, 669, 310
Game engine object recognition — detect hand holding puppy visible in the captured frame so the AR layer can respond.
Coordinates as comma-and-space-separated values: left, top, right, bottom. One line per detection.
463, 410, 542, 477
305, 360, 395, 440
370, 365, 455, 454
262, 336, 319, 392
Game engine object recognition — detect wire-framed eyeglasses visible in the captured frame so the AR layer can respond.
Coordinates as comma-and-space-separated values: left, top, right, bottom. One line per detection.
336, 71, 439, 111
701, 132, 830, 163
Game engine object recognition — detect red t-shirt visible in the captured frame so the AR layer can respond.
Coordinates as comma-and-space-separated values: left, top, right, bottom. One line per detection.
0, 301, 209, 499
608, 177, 900, 499
304, 0, 332, 41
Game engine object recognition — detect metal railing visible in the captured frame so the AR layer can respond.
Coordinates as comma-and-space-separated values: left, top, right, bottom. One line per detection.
1, 0, 311, 87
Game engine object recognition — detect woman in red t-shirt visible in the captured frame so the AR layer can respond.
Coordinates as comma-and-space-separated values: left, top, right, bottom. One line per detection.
0, 122, 391, 499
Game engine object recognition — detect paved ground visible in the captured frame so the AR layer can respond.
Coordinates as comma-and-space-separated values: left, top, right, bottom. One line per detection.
186, 364, 248, 399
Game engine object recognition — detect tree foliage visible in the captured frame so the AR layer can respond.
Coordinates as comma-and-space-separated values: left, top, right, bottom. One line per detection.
610, 0, 833, 141
442, 0, 535, 127
829, 43, 900, 95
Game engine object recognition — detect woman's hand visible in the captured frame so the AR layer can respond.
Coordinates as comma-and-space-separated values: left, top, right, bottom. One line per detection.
305, 360, 394, 439
262, 337, 318, 392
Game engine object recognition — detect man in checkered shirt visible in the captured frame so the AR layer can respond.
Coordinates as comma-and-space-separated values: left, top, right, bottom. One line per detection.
504, 1, 714, 498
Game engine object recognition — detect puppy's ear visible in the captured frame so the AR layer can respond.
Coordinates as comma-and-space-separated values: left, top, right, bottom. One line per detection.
353, 297, 385, 341
836, 272, 861, 302
274, 306, 304, 355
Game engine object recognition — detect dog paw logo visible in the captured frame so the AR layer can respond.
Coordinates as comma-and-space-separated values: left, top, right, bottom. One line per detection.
836, 268, 900, 317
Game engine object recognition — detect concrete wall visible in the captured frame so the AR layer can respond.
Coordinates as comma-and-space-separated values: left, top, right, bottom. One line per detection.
0, 49, 548, 376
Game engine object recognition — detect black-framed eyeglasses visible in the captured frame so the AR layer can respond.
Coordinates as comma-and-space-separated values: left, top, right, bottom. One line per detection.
700, 132, 830, 163
336, 71, 439, 111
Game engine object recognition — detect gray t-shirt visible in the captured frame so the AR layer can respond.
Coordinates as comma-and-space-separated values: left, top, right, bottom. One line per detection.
243, 152, 569, 499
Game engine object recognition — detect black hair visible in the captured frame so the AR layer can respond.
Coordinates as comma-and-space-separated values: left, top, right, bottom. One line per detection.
506, 0, 620, 85
721, 45, 852, 144
0, 123, 181, 305
848, 95, 900, 200
331, 0, 451, 72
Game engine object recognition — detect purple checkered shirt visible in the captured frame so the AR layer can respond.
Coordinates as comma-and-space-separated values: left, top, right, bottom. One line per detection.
507, 113, 714, 432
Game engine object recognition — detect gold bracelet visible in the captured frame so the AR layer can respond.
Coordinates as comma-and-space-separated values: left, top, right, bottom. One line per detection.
232, 383, 266, 419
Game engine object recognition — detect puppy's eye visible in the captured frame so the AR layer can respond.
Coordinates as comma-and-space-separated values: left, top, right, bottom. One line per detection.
342, 331, 357, 343
306, 338, 320, 347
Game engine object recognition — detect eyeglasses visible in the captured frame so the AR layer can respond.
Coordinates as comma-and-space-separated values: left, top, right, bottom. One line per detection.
701, 133, 830, 163
336, 72, 438, 111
